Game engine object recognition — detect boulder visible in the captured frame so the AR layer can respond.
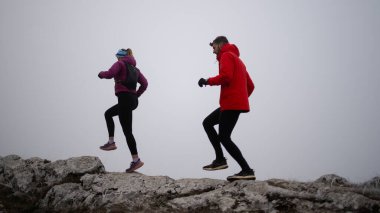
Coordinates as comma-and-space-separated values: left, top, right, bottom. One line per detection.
1, 155, 379, 212
0, 155, 104, 212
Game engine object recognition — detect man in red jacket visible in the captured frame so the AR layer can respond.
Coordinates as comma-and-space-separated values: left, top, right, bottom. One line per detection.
198, 36, 255, 181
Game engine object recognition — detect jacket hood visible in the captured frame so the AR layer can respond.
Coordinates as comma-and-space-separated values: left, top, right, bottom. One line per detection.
217, 43, 240, 61
120, 55, 137, 67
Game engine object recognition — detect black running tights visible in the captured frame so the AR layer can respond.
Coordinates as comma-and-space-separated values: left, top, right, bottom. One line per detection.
104, 92, 138, 155
202, 108, 251, 171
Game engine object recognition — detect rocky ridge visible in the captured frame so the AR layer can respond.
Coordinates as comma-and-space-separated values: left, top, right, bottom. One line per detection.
0, 155, 379, 212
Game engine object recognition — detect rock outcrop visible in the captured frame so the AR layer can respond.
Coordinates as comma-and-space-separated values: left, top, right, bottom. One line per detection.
0, 155, 379, 212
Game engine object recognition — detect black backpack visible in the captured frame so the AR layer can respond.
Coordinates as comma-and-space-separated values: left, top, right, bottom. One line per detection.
121, 61, 139, 90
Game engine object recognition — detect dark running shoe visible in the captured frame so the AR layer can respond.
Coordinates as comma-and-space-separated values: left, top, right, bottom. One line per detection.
227, 169, 256, 181
126, 159, 144, 173
203, 158, 228, 171
100, 142, 117, 151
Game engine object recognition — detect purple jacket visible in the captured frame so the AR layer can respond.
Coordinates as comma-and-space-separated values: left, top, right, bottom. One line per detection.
99, 56, 148, 97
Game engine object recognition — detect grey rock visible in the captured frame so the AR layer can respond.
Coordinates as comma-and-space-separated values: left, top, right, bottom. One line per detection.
0, 201, 7, 213
315, 174, 351, 187
38, 183, 91, 212
1, 155, 380, 213
363, 176, 380, 189
169, 181, 268, 212
0, 155, 104, 212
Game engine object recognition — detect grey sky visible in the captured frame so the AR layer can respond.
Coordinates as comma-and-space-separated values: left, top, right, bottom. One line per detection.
1, 0, 379, 182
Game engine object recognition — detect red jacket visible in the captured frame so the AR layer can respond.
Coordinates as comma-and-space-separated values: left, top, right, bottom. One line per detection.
208, 44, 254, 112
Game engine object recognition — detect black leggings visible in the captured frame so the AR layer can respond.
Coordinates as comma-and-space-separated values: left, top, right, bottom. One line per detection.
203, 108, 251, 171
104, 92, 138, 155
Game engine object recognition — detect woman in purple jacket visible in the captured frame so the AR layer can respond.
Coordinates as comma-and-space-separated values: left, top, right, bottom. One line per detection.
98, 48, 148, 173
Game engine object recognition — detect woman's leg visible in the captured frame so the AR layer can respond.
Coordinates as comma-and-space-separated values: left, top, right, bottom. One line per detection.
100, 104, 119, 150
105, 104, 119, 139
118, 93, 143, 172
117, 93, 138, 156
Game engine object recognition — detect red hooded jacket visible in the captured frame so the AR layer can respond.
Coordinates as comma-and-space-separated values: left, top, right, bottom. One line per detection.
207, 44, 254, 112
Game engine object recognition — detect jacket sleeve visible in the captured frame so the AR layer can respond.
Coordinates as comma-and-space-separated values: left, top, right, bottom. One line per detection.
207, 54, 234, 86
136, 69, 148, 97
246, 71, 254, 97
98, 61, 121, 79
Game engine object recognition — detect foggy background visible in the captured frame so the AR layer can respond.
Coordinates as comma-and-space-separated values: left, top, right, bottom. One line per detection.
1, 0, 379, 182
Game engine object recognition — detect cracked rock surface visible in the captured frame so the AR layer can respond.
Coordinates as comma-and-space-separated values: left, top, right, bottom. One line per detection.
1, 155, 379, 212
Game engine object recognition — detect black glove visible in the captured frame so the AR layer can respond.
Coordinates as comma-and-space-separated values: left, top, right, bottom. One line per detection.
98, 72, 102, 79
198, 78, 208, 87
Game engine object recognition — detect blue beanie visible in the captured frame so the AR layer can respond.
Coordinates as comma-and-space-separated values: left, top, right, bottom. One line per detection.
116, 49, 127, 58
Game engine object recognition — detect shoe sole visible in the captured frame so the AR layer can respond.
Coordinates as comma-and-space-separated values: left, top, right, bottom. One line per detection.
203, 165, 228, 171
100, 146, 117, 151
126, 162, 144, 173
227, 175, 256, 182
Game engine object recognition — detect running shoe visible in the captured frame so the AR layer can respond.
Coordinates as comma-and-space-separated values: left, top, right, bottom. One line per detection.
227, 169, 256, 181
126, 159, 144, 173
99, 142, 117, 151
203, 158, 228, 171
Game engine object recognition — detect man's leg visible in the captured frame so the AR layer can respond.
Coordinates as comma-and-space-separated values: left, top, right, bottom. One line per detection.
202, 108, 224, 161
219, 110, 251, 171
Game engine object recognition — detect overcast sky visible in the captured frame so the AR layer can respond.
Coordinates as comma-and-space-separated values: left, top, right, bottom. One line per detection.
1, 0, 379, 182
